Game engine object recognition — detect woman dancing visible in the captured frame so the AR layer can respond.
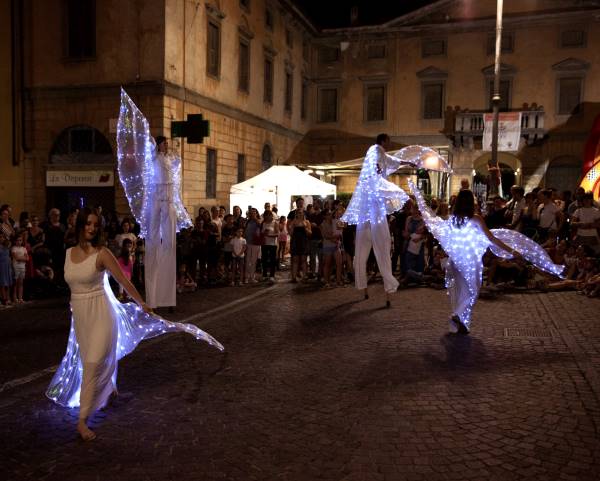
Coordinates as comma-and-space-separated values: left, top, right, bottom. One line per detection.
409, 180, 564, 334
47, 208, 223, 441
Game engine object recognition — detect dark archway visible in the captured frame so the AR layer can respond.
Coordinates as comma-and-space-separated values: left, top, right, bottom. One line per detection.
49, 125, 113, 164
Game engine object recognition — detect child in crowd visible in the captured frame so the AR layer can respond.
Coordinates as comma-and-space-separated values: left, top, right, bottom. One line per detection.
177, 263, 197, 293
11, 234, 28, 303
277, 216, 288, 267
0, 232, 12, 307
221, 214, 237, 285
117, 238, 134, 301
231, 228, 247, 286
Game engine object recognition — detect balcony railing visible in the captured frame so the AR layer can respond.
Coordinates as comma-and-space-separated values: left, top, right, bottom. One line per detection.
454, 109, 546, 149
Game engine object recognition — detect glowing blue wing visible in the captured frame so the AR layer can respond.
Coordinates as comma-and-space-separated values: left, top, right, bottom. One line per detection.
116, 88, 153, 238
391, 145, 452, 173
170, 152, 193, 232
46, 275, 224, 408
489, 229, 566, 278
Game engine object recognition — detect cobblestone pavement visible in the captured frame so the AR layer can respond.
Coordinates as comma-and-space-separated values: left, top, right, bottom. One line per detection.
2, 281, 600, 481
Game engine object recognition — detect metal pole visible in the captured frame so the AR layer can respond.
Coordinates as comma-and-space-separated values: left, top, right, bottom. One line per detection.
489, 0, 503, 197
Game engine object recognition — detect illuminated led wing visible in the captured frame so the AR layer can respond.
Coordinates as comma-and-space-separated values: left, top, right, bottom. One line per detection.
117, 88, 153, 238
408, 179, 449, 241
46, 275, 224, 408
489, 229, 566, 278
170, 152, 193, 232
341, 145, 409, 225
392, 145, 452, 172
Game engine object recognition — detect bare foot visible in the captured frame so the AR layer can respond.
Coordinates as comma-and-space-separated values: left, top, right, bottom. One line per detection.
77, 420, 96, 441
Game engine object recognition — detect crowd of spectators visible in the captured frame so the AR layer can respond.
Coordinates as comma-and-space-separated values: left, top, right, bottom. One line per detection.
1, 179, 599, 309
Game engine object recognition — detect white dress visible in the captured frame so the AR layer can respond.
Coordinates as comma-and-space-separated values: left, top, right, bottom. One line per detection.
409, 180, 565, 330
47, 248, 223, 416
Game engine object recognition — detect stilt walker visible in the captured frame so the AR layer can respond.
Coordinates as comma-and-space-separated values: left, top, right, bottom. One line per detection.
116, 88, 192, 309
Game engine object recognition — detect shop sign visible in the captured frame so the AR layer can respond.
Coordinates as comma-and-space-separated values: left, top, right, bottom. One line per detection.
46, 170, 114, 187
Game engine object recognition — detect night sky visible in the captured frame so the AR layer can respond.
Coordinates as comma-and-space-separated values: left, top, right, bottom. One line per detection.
291, 0, 436, 29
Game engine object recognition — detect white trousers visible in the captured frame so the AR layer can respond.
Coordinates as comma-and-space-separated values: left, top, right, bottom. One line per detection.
354, 221, 399, 293
245, 244, 261, 281
145, 192, 177, 308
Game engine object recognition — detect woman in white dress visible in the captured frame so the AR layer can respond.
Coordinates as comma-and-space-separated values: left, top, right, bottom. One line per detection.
409, 181, 565, 334
47, 208, 223, 441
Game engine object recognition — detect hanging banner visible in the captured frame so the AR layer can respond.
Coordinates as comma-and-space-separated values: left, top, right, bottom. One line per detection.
483, 112, 522, 151
46, 170, 114, 187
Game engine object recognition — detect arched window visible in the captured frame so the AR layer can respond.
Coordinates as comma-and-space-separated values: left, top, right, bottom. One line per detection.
50, 125, 113, 164
262, 143, 272, 171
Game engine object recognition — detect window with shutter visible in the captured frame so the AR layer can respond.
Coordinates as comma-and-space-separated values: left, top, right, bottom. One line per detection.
206, 149, 217, 199
285, 71, 293, 113
207, 22, 221, 78
239, 40, 250, 92
318, 88, 338, 123
487, 79, 511, 111
422, 39, 446, 57
422, 83, 444, 119
558, 77, 582, 114
264, 56, 274, 104
237, 154, 246, 183
301, 79, 308, 120
66, 0, 96, 59
367, 45, 386, 59
365, 85, 385, 122
560, 30, 586, 48
487, 32, 514, 55
319, 46, 340, 64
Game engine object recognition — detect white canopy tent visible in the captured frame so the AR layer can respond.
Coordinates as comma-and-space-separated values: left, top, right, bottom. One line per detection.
229, 165, 336, 218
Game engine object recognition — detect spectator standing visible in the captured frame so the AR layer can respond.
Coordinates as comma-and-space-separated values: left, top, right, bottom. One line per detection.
260, 210, 279, 282
321, 210, 343, 287
11, 234, 28, 303
277, 216, 288, 266
307, 203, 324, 280
289, 209, 311, 282
0, 232, 12, 307
244, 208, 262, 283
504, 185, 525, 229
117, 238, 134, 300
115, 219, 137, 248
64, 211, 78, 249
221, 215, 237, 285
44, 208, 66, 285
28, 215, 45, 252
1, 207, 15, 240
537, 189, 564, 244
287, 197, 305, 221
572, 192, 600, 253
231, 228, 246, 285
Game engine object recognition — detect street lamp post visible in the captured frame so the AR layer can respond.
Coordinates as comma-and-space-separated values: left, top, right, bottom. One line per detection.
489, 0, 504, 197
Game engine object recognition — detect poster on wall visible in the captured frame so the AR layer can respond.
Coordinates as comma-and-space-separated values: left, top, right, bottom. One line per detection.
482, 112, 522, 152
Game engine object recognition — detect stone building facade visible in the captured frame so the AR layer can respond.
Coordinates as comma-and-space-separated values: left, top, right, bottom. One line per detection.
2, 0, 600, 218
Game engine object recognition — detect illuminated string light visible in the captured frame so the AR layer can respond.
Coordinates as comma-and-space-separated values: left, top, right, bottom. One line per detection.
46, 274, 224, 408
408, 179, 565, 330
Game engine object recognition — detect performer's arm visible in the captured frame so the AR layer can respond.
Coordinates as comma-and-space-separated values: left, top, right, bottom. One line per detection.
473, 215, 522, 259
98, 247, 152, 312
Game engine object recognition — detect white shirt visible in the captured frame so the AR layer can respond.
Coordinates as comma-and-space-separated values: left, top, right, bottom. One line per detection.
507, 197, 525, 227
573, 207, 600, 237
538, 202, 560, 229
231, 237, 246, 257
154, 152, 174, 185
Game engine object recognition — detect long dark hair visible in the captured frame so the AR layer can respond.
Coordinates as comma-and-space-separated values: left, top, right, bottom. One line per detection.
119, 239, 133, 266
75, 207, 104, 247
452, 189, 475, 227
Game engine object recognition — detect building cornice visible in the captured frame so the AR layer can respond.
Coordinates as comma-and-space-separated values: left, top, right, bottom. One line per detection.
318, 8, 600, 38
24, 81, 305, 142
